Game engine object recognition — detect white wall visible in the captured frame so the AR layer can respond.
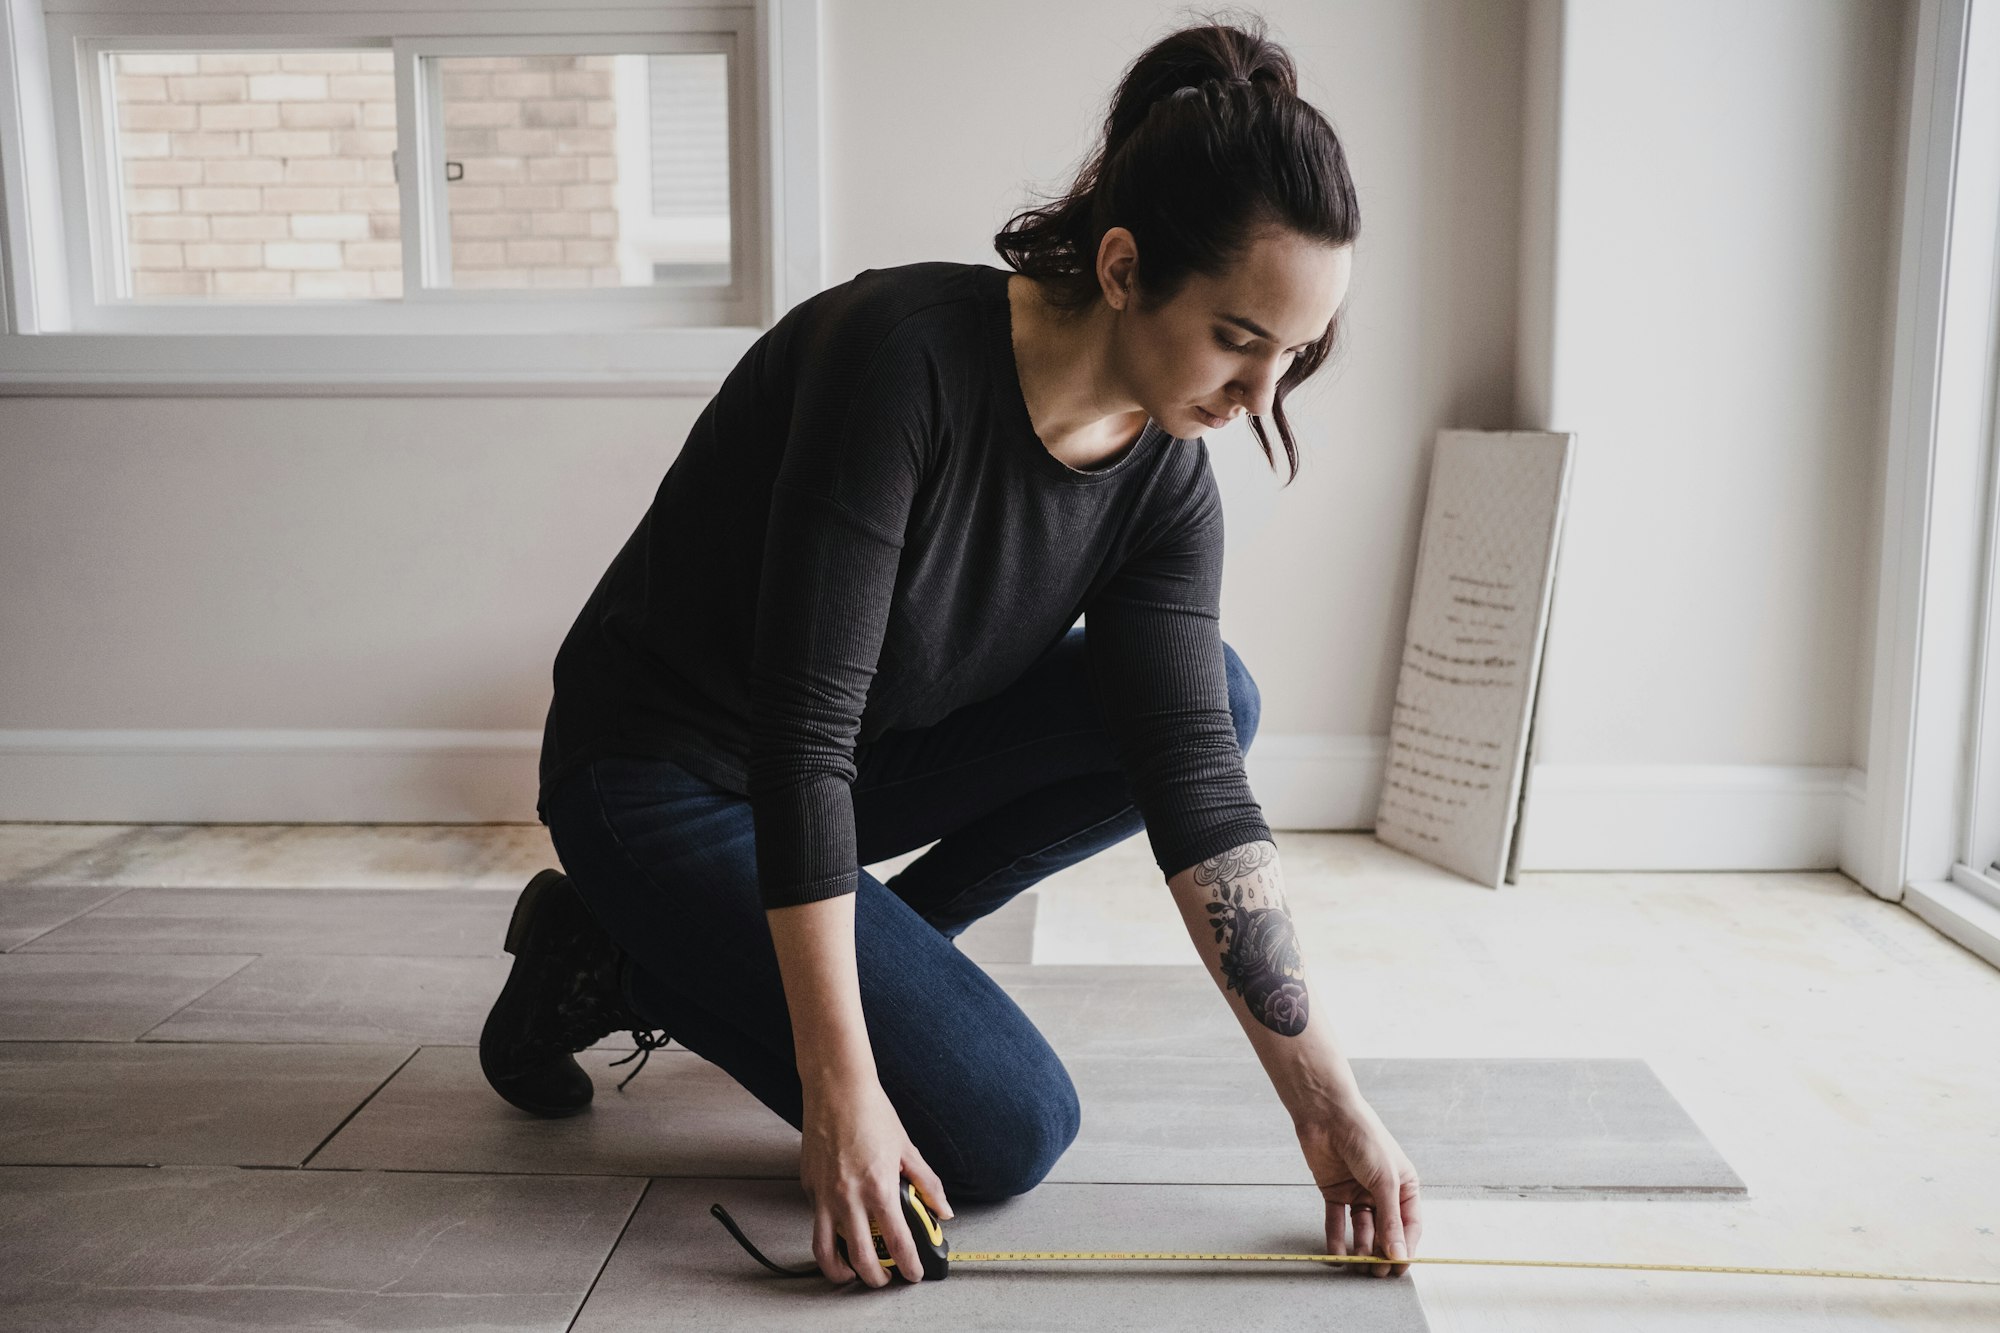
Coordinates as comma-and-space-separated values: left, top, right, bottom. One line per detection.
0, 0, 1914, 862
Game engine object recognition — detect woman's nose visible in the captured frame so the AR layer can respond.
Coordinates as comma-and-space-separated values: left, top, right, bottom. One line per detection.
1231, 370, 1279, 417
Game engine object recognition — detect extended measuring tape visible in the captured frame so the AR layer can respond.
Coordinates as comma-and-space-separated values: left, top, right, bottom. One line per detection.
710, 1179, 2000, 1289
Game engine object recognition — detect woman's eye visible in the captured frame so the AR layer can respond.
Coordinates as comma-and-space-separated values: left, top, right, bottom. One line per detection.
1214, 332, 1253, 352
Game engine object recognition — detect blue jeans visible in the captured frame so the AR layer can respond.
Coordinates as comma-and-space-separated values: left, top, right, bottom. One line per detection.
540, 625, 1261, 1202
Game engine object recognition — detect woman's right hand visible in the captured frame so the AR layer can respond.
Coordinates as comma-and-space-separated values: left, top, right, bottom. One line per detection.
800, 1075, 954, 1287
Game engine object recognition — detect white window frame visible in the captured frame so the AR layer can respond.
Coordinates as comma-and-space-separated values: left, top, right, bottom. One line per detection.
0, 0, 822, 390
1853, 0, 2000, 970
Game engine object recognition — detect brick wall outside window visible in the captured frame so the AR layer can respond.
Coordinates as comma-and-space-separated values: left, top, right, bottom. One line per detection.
112, 51, 624, 299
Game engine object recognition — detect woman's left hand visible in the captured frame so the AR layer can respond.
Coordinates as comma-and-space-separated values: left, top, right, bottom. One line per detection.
1294, 1091, 1422, 1279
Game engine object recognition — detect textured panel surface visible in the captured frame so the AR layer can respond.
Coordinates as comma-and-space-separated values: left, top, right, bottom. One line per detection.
0, 1042, 410, 1166
0, 953, 252, 1040
1376, 431, 1574, 886
572, 1178, 1431, 1331
0, 1165, 642, 1331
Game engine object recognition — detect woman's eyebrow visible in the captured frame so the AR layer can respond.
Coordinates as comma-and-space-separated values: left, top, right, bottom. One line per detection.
1219, 313, 1321, 349
1219, 313, 1276, 340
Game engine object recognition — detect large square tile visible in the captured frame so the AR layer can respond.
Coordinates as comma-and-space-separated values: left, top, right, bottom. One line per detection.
571, 1177, 1430, 1331
0, 1041, 411, 1166
0, 1164, 644, 1331
311, 1045, 799, 1176
143, 953, 513, 1044
1052, 1056, 1748, 1195
0, 886, 130, 951
0, 953, 253, 1040
18, 887, 514, 955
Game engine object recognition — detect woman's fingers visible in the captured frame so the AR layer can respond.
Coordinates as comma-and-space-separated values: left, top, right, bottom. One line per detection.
1391, 1174, 1423, 1279
905, 1153, 954, 1221
1352, 1204, 1385, 1277
1325, 1196, 1350, 1258
812, 1207, 849, 1284
843, 1207, 889, 1287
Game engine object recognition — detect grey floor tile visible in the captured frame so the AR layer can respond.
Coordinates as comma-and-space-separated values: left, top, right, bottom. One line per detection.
0, 886, 130, 951
982, 962, 1244, 1057
307, 1042, 1740, 1197
954, 893, 1037, 963
0, 954, 254, 1041
0, 1164, 644, 1332
1053, 1056, 1746, 1196
18, 887, 515, 955
143, 953, 514, 1044
311, 1045, 800, 1177
573, 1177, 1429, 1331
0, 1041, 411, 1166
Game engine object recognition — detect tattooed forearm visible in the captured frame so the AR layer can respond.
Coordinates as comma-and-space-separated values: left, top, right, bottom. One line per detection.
1191, 840, 1310, 1038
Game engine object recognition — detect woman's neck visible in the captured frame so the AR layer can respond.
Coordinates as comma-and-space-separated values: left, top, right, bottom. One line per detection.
1007, 274, 1150, 464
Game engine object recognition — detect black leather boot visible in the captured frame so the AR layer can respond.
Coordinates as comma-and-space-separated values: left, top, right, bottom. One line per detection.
478, 868, 665, 1117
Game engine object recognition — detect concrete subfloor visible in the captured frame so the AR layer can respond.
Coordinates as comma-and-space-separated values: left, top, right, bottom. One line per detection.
1, 823, 1996, 1330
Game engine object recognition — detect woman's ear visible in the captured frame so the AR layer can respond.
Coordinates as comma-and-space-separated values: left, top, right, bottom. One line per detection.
1095, 227, 1139, 311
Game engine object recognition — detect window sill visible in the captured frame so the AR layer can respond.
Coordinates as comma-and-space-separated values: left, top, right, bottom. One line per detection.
0, 326, 758, 394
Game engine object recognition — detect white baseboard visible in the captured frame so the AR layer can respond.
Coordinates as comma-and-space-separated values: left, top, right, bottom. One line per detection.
1514, 763, 1862, 871
0, 729, 1865, 876
1244, 732, 1386, 831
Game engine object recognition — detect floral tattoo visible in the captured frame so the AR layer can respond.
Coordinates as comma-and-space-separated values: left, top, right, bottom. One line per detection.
1196, 842, 1310, 1037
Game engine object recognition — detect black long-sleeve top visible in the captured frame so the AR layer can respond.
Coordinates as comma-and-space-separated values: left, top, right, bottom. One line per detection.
537, 261, 1271, 910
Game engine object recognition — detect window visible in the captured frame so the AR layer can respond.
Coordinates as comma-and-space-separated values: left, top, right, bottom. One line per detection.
0, 1, 822, 388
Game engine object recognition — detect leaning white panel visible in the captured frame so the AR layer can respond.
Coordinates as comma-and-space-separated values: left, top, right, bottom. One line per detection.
1375, 429, 1575, 888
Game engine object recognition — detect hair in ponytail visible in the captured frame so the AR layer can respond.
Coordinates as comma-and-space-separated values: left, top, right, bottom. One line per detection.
994, 13, 1359, 484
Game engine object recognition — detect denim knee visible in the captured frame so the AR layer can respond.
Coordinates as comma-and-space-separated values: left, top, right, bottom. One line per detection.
1222, 640, 1261, 753
944, 1070, 1082, 1202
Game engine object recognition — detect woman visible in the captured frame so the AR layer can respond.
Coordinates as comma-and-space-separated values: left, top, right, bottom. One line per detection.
480, 17, 1422, 1289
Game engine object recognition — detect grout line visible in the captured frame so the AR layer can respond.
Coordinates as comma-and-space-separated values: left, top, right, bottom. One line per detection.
297, 1045, 423, 1169
131, 954, 264, 1042
2, 885, 142, 954
566, 1176, 653, 1331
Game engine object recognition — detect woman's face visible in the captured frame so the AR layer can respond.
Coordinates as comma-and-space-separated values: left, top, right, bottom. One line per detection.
1103, 226, 1352, 439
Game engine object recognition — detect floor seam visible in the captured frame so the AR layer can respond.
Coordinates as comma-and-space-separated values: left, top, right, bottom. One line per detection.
566, 1176, 653, 1331
297, 1044, 423, 1169
131, 953, 265, 1041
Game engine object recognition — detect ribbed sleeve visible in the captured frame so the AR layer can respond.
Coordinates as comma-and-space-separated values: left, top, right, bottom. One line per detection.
1083, 479, 1273, 879
743, 328, 930, 911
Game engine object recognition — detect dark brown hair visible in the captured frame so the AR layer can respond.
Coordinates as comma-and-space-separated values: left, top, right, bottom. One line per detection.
993, 13, 1359, 483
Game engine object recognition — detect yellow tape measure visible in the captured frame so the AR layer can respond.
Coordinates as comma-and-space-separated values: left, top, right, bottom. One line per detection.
711, 1181, 2000, 1288
940, 1251, 2000, 1286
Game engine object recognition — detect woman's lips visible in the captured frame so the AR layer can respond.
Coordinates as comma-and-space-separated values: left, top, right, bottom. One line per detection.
1195, 406, 1231, 428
